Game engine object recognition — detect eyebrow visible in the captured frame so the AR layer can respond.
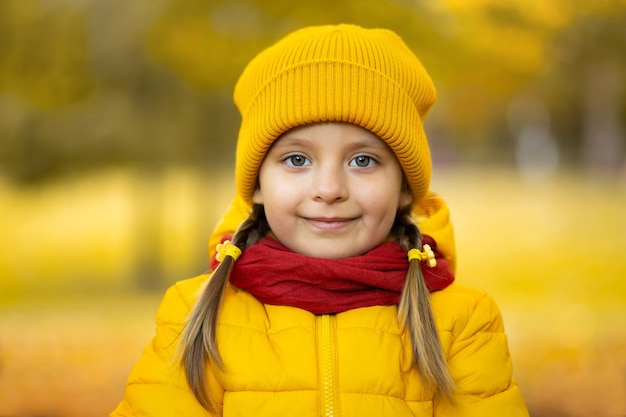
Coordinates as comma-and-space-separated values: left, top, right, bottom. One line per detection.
274, 135, 391, 153
272, 136, 311, 148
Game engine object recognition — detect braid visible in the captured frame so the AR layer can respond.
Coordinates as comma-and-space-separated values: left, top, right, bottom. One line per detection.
236, 204, 270, 249
393, 207, 455, 401
390, 206, 420, 250
178, 204, 269, 412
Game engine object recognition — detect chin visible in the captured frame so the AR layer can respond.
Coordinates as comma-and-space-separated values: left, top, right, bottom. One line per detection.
307, 247, 365, 260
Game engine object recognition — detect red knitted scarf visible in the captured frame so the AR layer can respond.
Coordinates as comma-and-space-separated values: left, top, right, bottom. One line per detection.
229, 236, 454, 314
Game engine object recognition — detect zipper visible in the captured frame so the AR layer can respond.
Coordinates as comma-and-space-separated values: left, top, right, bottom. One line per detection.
317, 314, 339, 417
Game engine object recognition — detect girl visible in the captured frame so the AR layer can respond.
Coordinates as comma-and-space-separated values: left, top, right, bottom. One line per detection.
111, 24, 529, 416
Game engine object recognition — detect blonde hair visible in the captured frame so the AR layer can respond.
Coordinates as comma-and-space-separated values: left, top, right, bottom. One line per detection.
393, 205, 455, 400
178, 203, 454, 412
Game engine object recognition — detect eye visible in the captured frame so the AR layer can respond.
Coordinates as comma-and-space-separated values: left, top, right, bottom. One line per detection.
350, 155, 375, 168
284, 154, 310, 167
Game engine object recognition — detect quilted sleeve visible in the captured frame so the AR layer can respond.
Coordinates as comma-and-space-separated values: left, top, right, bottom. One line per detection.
435, 290, 530, 417
110, 276, 223, 417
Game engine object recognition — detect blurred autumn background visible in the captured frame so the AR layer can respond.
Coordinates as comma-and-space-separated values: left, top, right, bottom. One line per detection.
1, 0, 625, 416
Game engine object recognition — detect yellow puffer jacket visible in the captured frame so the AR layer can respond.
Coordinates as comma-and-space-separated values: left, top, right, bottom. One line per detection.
111, 193, 529, 417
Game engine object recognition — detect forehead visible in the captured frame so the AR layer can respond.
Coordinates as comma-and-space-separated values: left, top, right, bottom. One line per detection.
271, 122, 393, 152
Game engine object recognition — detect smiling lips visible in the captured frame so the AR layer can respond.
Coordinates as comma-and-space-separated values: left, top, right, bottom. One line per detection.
304, 217, 356, 231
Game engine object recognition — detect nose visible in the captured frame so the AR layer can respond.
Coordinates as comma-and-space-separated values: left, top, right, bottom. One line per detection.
311, 165, 348, 203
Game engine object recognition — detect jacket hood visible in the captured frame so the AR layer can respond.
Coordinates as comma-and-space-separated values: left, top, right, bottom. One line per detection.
208, 192, 456, 273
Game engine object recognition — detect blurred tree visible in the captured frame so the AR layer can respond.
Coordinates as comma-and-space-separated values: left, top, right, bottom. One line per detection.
0, 1, 94, 108
0, 0, 95, 182
541, 4, 626, 169
421, 0, 624, 169
419, 0, 573, 159
143, 0, 445, 91
0, 0, 623, 292
0, 0, 241, 184
0, 0, 624, 185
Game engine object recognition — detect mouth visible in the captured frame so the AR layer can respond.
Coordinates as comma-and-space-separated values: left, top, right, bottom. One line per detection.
303, 217, 356, 231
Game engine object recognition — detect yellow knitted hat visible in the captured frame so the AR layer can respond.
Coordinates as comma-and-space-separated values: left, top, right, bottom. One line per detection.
234, 24, 436, 204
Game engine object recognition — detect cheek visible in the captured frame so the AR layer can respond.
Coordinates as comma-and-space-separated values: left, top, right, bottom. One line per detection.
363, 177, 403, 209
363, 191, 400, 223
254, 165, 289, 206
259, 182, 301, 218
364, 187, 404, 232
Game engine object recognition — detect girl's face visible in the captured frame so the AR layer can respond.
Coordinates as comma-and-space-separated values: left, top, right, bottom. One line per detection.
253, 122, 411, 259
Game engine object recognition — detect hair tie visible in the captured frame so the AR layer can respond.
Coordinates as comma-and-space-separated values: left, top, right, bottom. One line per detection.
215, 240, 242, 262
407, 244, 437, 268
